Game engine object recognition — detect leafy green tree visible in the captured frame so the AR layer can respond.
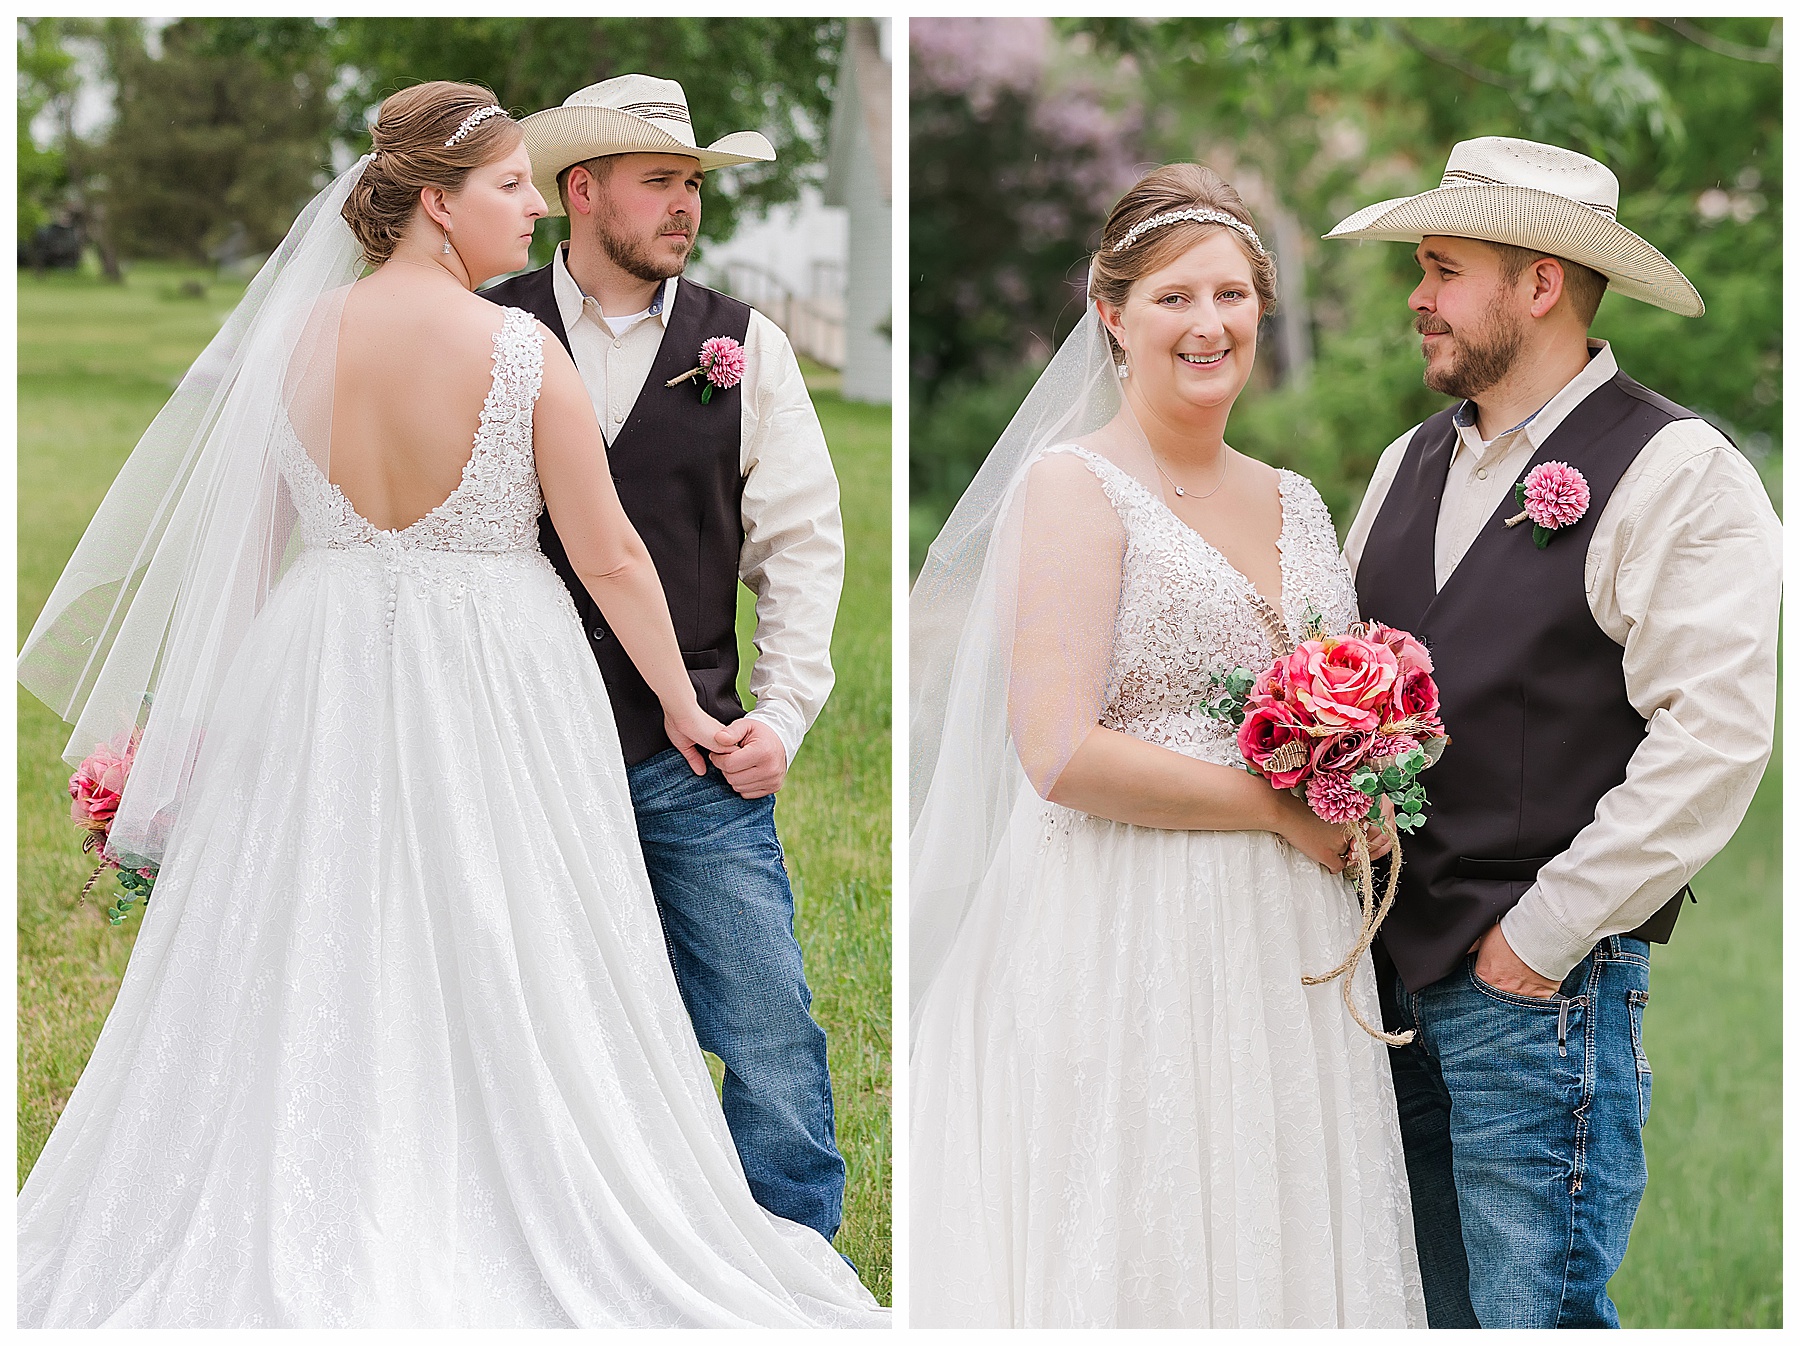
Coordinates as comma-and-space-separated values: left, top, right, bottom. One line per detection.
911, 17, 1781, 564
17, 18, 77, 241
335, 17, 843, 257
1103, 18, 1780, 522
909, 20, 1146, 547
93, 18, 338, 264
21, 18, 840, 272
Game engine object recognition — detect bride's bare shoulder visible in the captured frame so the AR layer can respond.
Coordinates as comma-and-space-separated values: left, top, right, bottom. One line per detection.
340, 275, 510, 362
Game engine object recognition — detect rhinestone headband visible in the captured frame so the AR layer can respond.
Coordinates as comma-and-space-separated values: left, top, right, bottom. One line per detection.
444, 105, 506, 148
1112, 207, 1266, 257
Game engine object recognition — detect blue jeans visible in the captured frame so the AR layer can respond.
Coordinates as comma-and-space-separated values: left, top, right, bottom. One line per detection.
625, 748, 846, 1243
1386, 936, 1653, 1329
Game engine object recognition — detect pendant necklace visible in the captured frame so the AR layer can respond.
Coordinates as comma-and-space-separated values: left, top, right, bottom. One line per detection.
1154, 450, 1229, 500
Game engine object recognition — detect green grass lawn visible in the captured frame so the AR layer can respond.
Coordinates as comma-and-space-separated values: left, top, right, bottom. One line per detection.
18, 262, 891, 1305
1610, 716, 1781, 1327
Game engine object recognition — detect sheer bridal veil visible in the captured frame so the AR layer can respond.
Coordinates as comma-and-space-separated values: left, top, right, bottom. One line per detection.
910, 304, 1164, 1011
18, 159, 367, 866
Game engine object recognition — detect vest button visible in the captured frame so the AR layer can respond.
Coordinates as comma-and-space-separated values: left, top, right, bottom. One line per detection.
592, 627, 608, 642
1476, 468, 1488, 480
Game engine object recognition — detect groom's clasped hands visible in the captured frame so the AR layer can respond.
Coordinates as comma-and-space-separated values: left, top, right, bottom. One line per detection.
662, 705, 789, 799
707, 718, 790, 798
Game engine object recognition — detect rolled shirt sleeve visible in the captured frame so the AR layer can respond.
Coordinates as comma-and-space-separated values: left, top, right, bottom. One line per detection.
737, 309, 844, 766
1500, 425, 1782, 981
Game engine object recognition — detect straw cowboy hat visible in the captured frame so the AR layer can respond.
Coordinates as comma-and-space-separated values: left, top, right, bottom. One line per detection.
519, 74, 777, 217
1326, 136, 1703, 317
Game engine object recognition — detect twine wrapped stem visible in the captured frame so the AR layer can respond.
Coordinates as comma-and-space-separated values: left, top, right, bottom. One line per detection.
1302, 817, 1415, 1046
77, 829, 107, 908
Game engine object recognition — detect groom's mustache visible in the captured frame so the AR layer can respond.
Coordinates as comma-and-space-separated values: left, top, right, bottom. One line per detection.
1414, 314, 1452, 336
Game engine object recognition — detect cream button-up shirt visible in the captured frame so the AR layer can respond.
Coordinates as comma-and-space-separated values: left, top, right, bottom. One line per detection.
552, 244, 844, 766
1343, 341, 1782, 982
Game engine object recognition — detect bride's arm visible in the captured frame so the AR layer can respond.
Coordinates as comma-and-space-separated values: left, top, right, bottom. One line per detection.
531, 337, 732, 768
1048, 730, 1348, 871
1009, 452, 1349, 872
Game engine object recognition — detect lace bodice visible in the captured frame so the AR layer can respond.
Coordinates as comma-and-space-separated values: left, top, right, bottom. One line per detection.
1048, 444, 1358, 768
279, 306, 546, 555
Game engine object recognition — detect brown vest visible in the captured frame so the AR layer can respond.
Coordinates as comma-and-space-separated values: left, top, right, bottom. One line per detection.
1354, 371, 1698, 992
482, 266, 751, 764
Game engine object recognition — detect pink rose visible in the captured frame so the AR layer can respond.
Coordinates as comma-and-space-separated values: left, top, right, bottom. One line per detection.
1362, 621, 1434, 678
1393, 667, 1441, 725
1274, 647, 1313, 703
1238, 698, 1314, 790
70, 735, 134, 832
1288, 636, 1398, 733
1251, 661, 1290, 704
1311, 729, 1376, 776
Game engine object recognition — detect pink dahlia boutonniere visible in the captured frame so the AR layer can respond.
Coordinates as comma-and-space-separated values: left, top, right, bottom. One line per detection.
664, 335, 748, 404
1505, 460, 1590, 549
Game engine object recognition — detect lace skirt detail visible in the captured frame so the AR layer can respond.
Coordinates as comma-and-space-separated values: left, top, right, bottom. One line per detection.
911, 791, 1425, 1327
19, 548, 885, 1327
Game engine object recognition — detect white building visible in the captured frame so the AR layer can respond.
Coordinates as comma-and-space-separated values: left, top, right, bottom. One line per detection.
823, 17, 892, 404
691, 19, 891, 402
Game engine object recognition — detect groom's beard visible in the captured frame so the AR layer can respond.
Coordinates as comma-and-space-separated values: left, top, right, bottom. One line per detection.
595, 207, 695, 283
1417, 299, 1525, 401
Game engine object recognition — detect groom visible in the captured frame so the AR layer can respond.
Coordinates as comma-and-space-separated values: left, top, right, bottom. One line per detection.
1334, 138, 1780, 1327
482, 75, 849, 1242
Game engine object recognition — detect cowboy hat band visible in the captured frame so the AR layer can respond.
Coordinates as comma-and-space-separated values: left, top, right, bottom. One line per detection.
1326, 136, 1703, 317
519, 73, 776, 217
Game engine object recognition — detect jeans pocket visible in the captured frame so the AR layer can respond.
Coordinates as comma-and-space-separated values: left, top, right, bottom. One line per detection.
1466, 957, 1565, 1009
1627, 988, 1652, 1127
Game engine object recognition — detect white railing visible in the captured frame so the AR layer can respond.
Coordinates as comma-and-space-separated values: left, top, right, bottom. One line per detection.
704, 259, 846, 369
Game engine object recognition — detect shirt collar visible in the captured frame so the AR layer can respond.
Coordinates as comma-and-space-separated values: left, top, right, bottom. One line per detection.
1451, 340, 1617, 457
552, 241, 678, 335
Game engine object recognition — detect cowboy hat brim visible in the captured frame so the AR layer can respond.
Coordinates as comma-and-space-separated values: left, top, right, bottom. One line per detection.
520, 105, 775, 216
1326, 183, 1703, 317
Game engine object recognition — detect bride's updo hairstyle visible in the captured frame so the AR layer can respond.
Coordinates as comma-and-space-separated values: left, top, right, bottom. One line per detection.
342, 81, 521, 266
1090, 164, 1278, 362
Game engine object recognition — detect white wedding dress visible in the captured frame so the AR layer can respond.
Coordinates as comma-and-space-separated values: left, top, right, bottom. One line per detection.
910, 445, 1424, 1327
18, 308, 886, 1328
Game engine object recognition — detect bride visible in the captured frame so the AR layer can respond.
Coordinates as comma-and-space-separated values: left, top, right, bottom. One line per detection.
909, 164, 1426, 1327
16, 81, 885, 1328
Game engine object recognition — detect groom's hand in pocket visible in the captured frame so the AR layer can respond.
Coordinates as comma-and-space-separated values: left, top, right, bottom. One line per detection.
709, 718, 788, 799
1471, 922, 1562, 999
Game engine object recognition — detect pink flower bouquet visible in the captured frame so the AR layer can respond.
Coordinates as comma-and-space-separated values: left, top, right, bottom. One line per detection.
1208, 622, 1447, 833
1201, 616, 1449, 1043
68, 731, 158, 926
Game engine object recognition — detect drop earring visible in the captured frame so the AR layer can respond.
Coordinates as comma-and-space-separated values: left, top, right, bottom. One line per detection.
1116, 355, 1130, 380
441, 228, 452, 255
